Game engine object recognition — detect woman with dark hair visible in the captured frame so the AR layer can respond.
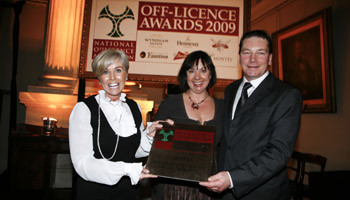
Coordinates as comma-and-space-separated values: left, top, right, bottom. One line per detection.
152, 50, 225, 200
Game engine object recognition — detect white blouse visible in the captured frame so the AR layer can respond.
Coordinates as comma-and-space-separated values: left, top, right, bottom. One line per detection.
69, 91, 153, 186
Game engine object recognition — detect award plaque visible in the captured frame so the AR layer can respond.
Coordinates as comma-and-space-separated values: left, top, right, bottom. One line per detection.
146, 122, 215, 182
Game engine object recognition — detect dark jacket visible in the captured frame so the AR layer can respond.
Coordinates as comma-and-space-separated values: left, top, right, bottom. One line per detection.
218, 72, 302, 200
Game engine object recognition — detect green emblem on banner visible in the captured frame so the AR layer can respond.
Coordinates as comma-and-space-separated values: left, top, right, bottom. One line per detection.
98, 5, 134, 38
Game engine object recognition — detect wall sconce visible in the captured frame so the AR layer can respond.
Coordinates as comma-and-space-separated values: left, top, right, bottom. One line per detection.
42, 117, 57, 136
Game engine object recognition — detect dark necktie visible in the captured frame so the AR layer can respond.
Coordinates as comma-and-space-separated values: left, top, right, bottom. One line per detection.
235, 82, 252, 116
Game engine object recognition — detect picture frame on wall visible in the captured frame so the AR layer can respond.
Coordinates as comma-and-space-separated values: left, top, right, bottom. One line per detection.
272, 7, 336, 113
78, 0, 251, 86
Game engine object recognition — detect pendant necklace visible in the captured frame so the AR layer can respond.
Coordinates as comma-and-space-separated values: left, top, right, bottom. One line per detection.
97, 96, 119, 160
188, 92, 209, 110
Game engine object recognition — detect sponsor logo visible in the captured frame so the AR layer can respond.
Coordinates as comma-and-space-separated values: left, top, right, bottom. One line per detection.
177, 36, 199, 48
148, 52, 168, 59
212, 55, 233, 62
211, 38, 230, 52
140, 51, 146, 58
144, 36, 169, 47
173, 51, 189, 60
98, 5, 134, 38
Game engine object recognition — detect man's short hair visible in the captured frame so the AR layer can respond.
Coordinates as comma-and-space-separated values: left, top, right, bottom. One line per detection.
239, 30, 273, 54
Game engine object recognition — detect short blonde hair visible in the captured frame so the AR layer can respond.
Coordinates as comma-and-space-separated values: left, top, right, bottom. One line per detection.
91, 49, 129, 77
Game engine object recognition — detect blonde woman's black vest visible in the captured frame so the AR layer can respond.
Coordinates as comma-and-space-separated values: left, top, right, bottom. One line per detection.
83, 95, 142, 162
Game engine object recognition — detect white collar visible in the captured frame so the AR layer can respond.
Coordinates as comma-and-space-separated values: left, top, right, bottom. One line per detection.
242, 71, 269, 89
96, 90, 137, 137
98, 90, 126, 105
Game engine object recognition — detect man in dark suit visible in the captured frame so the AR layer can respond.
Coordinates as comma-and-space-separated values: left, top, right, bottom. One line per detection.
200, 30, 302, 200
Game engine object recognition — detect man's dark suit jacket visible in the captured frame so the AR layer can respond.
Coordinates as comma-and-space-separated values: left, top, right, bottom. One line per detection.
217, 72, 302, 200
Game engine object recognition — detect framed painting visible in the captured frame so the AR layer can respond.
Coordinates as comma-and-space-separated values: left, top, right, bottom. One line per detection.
78, 0, 250, 86
272, 8, 335, 113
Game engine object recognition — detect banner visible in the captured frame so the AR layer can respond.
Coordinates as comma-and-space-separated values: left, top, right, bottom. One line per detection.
79, 0, 246, 81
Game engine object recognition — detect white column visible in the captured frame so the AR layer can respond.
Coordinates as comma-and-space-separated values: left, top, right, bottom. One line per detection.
45, 0, 85, 75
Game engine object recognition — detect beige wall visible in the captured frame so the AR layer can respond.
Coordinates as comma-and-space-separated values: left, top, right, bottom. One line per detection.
251, 0, 350, 170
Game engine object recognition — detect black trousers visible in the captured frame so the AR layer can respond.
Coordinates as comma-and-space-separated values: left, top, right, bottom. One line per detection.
75, 176, 139, 200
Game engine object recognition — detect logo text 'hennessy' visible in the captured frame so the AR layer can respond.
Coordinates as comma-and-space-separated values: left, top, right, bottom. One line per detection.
159, 129, 174, 142
99, 5, 134, 38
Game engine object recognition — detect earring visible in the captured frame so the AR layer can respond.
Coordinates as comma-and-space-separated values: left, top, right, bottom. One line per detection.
126, 77, 128, 80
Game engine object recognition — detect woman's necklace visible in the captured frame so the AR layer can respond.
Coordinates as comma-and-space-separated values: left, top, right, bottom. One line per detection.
188, 92, 209, 110
97, 96, 119, 160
